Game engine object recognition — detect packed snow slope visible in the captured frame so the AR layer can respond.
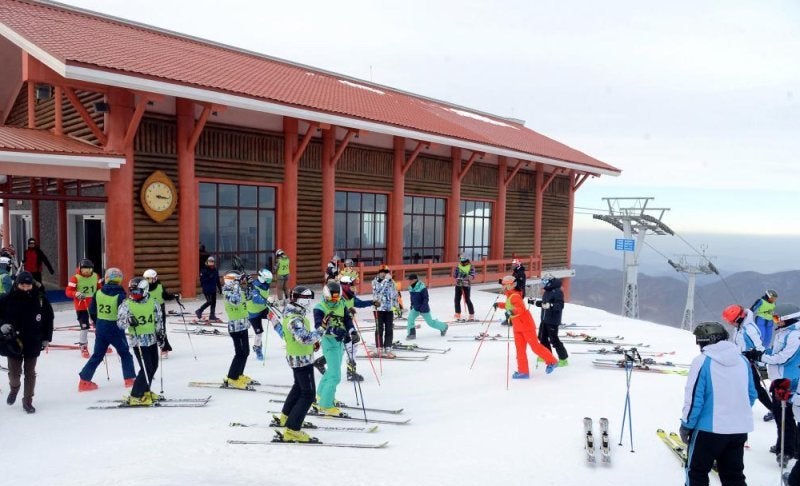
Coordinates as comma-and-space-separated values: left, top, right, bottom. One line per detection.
2, 283, 784, 485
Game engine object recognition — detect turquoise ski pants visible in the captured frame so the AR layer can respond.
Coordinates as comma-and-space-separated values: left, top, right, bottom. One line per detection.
317, 335, 344, 408
407, 309, 447, 332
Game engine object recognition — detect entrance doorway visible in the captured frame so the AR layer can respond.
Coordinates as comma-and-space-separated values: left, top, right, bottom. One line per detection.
68, 210, 105, 275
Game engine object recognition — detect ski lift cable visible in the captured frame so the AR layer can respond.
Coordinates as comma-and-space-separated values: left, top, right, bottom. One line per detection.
672, 232, 741, 303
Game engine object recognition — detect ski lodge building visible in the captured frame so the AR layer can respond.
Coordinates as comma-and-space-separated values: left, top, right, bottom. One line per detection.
0, 0, 620, 298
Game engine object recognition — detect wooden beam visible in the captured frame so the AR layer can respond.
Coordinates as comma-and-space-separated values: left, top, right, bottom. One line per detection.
402, 140, 426, 175
503, 159, 528, 187
291, 122, 320, 165
122, 96, 149, 148
187, 105, 213, 152
330, 129, 357, 168
541, 167, 565, 193
63, 87, 107, 145
573, 172, 591, 191
458, 150, 483, 182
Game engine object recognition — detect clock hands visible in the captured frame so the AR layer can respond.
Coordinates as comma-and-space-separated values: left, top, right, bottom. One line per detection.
155, 195, 170, 199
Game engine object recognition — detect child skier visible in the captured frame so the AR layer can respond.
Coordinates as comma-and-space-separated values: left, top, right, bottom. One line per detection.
406, 273, 448, 339
325, 254, 340, 283
143, 269, 179, 358
65, 258, 102, 358
371, 265, 398, 358
116, 277, 163, 406
195, 256, 222, 322
313, 281, 358, 415
247, 268, 276, 361
495, 275, 557, 378
273, 249, 291, 305
272, 286, 326, 443
339, 275, 373, 382
222, 271, 253, 389
79, 267, 136, 391
453, 256, 475, 322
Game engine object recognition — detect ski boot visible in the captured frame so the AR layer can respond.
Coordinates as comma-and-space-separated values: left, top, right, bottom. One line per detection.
239, 374, 258, 385
272, 413, 288, 427
6, 386, 19, 405
124, 378, 135, 388
545, 362, 558, 374
282, 428, 315, 443
313, 356, 327, 374
440, 324, 449, 337
346, 360, 364, 382
224, 376, 250, 390
22, 398, 35, 414
194, 309, 203, 320
558, 359, 569, 367
468, 314, 475, 322
208, 315, 222, 323
406, 328, 416, 340
454, 313, 464, 323
126, 394, 153, 406
314, 404, 344, 417
80, 344, 90, 359
78, 379, 99, 392
253, 344, 264, 361
146, 391, 165, 402
512, 371, 530, 379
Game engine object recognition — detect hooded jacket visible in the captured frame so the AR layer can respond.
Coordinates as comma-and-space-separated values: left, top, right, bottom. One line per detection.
0, 285, 54, 358
761, 323, 800, 388
408, 280, 431, 314
681, 340, 756, 434
540, 278, 564, 326
730, 308, 764, 352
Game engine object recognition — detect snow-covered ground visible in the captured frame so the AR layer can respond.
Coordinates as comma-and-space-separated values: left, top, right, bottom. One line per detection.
2, 283, 785, 485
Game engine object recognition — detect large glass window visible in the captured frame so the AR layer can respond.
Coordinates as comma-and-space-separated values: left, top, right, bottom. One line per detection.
199, 182, 276, 272
403, 195, 445, 263
334, 191, 387, 265
459, 200, 492, 261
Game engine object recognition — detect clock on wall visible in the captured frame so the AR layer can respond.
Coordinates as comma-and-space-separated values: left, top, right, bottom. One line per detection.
140, 170, 177, 223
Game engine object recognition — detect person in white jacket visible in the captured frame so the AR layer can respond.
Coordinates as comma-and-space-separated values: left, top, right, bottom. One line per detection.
681, 321, 756, 486
721, 304, 772, 414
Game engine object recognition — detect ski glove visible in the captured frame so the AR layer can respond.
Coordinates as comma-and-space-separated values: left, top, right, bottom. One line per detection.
75, 292, 86, 300
492, 303, 499, 310
350, 332, 361, 345
333, 327, 347, 342
157, 332, 166, 348
743, 349, 763, 362
40, 340, 49, 350
541, 302, 551, 309
679, 425, 692, 445
348, 308, 357, 316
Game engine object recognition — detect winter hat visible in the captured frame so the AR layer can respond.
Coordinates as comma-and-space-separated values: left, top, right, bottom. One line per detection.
17, 271, 34, 285
407, 273, 418, 281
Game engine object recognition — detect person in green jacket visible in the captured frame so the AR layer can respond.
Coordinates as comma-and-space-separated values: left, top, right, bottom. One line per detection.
273, 249, 291, 305
221, 271, 253, 390
406, 273, 449, 339
751, 289, 778, 346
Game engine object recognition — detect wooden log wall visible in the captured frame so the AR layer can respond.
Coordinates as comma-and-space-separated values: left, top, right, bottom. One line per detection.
297, 142, 323, 282
505, 170, 536, 258
405, 154, 451, 196
541, 175, 570, 268
461, 161, 499, 201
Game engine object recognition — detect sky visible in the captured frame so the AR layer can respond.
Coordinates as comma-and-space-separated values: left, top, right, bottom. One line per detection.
36, 0, 798, 241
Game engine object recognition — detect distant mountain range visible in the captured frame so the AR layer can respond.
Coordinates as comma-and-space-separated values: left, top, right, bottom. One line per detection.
569, 264, 800, 328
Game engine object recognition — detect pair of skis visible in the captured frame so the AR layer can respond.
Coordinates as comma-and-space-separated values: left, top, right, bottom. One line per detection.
88, 395, 212, 410
584, 417, 610, 464
592, 360, 688, 376
656, 429, 688, 466
391, 342, 451, 354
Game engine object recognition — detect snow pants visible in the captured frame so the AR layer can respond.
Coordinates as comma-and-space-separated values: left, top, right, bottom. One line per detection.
770, 384, 797, 459
131, 344, 158, 398
538, 322, 569, 360
685, 430, 747, 486
514, 327, 556, 374
407, 308, 447, 333
317, 335, 343, 408
275, 276, 290, 302
374, 310, 394, 349
7, 356, 37, 401
282, 364, 316, 431
755, 316, 773, 348
196, 292, 218, 319
79, 321, 135, 381
77, 309, 90, 345
227, 329, 250, 380
454, 286, 474, 316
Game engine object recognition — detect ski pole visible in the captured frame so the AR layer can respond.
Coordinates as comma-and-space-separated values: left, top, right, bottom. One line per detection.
352, 315, 380, 386
469, 307, 498, 369
345, 344, 368, 423
505, 311, 510, 390
780, 399, 787, 479
176, 297, 198, 360
103, 354, 110, 381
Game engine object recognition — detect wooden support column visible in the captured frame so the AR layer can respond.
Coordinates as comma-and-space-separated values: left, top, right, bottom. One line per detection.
57, 180, 68, 284
445, 147, 462, 262
176, 99, 202, 297
533, 163, 544, 268
491, 156, 508, 260
30, 178, 40, 243
562, 170, 587, 301
389, 136, 406, 265
282, 117, 299, 287
104, 88, 136, 280
321, 127, 336, 270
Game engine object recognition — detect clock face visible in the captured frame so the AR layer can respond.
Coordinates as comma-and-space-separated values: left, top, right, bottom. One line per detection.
144, 181, 174, 212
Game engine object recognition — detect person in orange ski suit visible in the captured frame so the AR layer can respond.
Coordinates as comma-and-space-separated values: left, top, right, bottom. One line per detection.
494, 275, 557, 378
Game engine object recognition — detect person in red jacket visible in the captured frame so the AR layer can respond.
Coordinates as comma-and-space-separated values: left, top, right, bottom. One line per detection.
65, 259, 102, 358
494, 275, 557, 378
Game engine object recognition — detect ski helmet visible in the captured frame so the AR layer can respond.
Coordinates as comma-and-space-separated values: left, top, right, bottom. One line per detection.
128, 277, 149, 301
0, 256, 10, 273
460, 255, 470, 264
257, 268, 273, 284
511, 258, 521, 266
721, 304, 745, 325
276, 249, 285, 257
79, 258, 94, 270
378, 264, 390, 273
323, 281, 341, 302
143, 269, 158, 282
290, 286, 314, 308
339, 275, 354, 285
223, 271, 243, 287
104, 267, 123, 285
206, 256, 215, 265
693, 321, 729, 347
766, 289, 778, 301
773, 303, 800, 326
500, 275, 515, 291
344, 258, 354, 267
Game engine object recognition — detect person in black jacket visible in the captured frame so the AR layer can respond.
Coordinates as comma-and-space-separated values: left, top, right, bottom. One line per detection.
0, 271, 54, 413
196, 257, 222, 322
531, 276, 569, 366
511, 258, 526, 296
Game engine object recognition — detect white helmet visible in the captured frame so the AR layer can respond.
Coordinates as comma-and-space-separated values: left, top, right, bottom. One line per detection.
339, 275, 354, 285
143, 269, 158, 282
0, 256, 11, 272
258, 268, 273, 284
344, 258, 354, 267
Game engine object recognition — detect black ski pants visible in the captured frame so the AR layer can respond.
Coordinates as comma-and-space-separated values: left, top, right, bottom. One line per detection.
374, 311, 393, 349
131, 344, 159, 398
454, 286, 474, 316
685, 430, 747, 486
196, 292, 218, 318
227, 329, 250, 380
159, 303, 172, 352
748, 361, 771, 411
282, 364, 316, 431
538, 322, 569, 360
771, 383, 797, 459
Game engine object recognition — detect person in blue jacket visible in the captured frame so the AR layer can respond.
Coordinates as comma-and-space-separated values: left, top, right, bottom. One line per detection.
750, 289, 778, 347
405, 273, 448, 340
195, 256, 222, 322
681, 321, 756, 485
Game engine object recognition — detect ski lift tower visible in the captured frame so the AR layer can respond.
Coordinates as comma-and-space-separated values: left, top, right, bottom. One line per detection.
593, 197, 673, 319
668, 250, 719, 331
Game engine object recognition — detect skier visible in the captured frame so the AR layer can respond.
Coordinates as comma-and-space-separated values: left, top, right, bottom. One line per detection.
533, 276, 569, 366
143, 269, 179, 358
116, 277, 164, 406
273, 249, 291, 305
0, 256, 14, 297
246, 268, 275, 361
22, 237, 54, 286
78, 267, 136, 391
314, 280, 358, 415
743, 303, 800, 467
324, 254, 340, 283
721, 304, 772, 413
273, 286, 325, 443
339, 275, 372, 382
371, 265, 398, 358
340, 258, 359, 284
195, 256, 222, 322
405, 273, 448, 340
65, 258, 102, 358
750, 289, 778, 347
494, 275, 557, 378
511, 258, 526, 296
680, 321, 755, 485
0, 271, 54, 413
221, 271, 254, 390
453, 256, 475, 322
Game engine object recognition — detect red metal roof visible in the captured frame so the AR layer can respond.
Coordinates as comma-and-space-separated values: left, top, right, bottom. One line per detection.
0, 126, 115, 156
0, 0, 619, 174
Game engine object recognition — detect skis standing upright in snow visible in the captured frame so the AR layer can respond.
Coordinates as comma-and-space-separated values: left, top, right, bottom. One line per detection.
584, 417, 595, 463
599, 417, 610, 463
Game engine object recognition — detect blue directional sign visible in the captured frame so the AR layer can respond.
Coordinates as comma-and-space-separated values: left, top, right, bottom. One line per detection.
614, 238, 635, 252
